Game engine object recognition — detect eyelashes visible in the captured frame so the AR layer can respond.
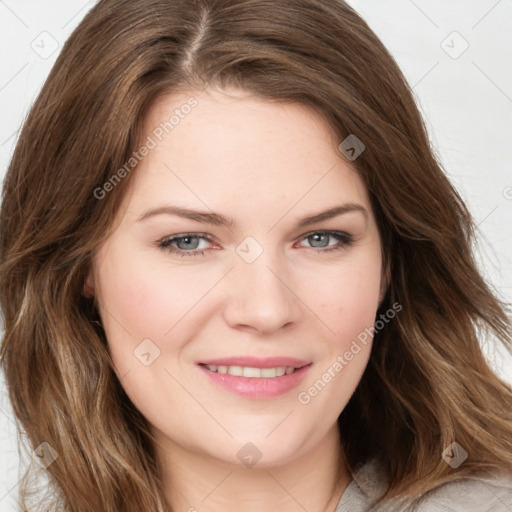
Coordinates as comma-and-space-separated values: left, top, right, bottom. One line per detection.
158, 230, 354, 259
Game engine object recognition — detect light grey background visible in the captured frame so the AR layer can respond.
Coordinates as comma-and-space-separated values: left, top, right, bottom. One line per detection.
1, 1, 511, 510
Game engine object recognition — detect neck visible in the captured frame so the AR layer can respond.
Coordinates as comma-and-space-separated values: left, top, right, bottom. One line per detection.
155, 424, 352, 512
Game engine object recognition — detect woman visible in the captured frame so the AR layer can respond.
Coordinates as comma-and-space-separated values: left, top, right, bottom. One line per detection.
1, 1, 512, 511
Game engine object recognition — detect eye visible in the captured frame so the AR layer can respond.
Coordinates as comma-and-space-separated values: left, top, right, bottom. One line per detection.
158, 230, 354, 258
296, 231, 354, 253
158, 233, 214, 258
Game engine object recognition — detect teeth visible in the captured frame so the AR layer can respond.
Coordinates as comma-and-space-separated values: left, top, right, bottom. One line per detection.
243, 366, 261, 377
205, 365, 296, 378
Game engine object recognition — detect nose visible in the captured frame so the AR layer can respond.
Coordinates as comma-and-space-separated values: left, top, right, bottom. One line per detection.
222, 251, 301, 335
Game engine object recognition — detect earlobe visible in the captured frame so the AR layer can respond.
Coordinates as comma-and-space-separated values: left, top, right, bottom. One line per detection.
83, 268, 95, 298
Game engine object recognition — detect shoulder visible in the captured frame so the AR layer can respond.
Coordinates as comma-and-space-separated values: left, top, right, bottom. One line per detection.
337, 457, 512, 512
412, 471, 512, 512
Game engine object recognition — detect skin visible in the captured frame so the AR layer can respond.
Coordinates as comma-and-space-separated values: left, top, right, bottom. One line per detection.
87, 87, 386, 512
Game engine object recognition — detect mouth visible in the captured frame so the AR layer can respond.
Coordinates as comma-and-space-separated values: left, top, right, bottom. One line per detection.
200, 364, 300, 378
197, 358, 312, 399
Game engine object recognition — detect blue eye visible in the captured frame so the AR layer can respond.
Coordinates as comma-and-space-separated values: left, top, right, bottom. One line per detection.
158, 230, 354, 258
298, 231, 354, 252
159, 234, 212, 258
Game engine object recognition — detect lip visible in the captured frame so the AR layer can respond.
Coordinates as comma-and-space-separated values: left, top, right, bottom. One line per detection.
197, 356, 311, 368
197, 357, 313, 399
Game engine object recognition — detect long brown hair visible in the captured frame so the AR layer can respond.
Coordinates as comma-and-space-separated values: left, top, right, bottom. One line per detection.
1, 0, 511, 510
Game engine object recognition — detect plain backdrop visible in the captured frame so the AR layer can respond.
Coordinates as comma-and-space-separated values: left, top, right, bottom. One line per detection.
1, 1, 511, 510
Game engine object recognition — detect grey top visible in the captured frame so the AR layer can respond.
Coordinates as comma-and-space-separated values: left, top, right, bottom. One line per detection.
335, 457, 512, 511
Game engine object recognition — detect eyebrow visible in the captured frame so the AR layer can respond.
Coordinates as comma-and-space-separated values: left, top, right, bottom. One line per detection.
136, 203, 368, 228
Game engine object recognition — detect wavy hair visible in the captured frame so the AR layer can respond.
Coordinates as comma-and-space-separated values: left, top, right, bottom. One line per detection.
1, 0, 512, 510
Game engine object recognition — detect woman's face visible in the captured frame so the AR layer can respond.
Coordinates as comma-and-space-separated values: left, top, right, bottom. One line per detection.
88, 87, 385, 467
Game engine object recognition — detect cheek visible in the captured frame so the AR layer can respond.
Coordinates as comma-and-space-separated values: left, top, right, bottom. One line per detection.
94, 242, 221, 368
316, 255, 382, 345
296, 259, 381, 414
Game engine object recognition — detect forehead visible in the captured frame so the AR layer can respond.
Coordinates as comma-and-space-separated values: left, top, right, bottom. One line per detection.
123, 88, 371, 220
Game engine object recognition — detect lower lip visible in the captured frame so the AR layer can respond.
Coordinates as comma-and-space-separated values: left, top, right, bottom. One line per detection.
198, 364, 312, 399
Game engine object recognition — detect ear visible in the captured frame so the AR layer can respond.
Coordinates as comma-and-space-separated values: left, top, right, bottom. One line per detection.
83, 267, 96, 298
378, 264, 390, 304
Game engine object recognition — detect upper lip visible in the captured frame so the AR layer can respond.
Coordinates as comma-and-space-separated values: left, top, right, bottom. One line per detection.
198, 356, 311, 369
